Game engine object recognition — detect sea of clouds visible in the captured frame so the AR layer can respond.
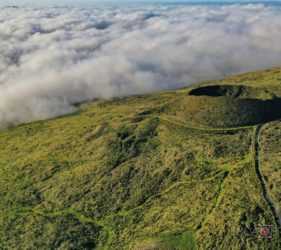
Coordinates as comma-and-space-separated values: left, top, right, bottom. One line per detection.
1, 3, 281, 128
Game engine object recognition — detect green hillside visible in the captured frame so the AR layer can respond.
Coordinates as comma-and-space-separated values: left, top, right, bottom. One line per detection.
1, 67, 281, 249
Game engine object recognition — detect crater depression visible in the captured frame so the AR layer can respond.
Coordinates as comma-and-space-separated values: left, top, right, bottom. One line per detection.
165, 85, 281, 128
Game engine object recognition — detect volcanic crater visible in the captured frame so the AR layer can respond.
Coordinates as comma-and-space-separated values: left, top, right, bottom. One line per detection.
166, 85, 281, 128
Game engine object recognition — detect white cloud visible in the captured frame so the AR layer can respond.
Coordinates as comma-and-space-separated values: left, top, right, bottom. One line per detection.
1, 4, 281, 128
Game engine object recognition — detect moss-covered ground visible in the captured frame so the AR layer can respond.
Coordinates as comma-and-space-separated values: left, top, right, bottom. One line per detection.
0, 66, 281, 249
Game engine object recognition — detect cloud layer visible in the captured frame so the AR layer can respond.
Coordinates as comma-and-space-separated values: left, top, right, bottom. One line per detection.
1, 4, 281, 128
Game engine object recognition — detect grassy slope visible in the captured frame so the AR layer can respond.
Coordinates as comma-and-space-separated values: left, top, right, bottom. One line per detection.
0, 67, 281, 249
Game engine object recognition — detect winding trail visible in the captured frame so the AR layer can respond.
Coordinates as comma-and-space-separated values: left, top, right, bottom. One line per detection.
0, 207, 113, 249
253, 125, 281, 239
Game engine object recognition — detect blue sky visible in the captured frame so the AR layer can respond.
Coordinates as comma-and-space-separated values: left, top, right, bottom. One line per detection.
1, 0, 281, 6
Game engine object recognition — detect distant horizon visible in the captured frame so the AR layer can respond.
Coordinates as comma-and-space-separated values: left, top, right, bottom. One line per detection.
2, 0, 281, 7
1, 1, 281, 127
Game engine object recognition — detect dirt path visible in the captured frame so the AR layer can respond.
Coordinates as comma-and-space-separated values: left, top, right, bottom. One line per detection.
253, 125, 281, 239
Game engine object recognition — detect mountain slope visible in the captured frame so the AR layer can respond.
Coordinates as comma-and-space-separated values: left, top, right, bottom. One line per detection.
1, 67, 281, 249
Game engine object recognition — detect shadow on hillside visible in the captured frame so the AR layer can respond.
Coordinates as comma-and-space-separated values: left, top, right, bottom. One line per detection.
188, 85, 281, 125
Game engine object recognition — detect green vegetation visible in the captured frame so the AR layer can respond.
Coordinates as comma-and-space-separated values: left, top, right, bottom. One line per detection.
159, 231, 197, 250
1, 66, 281, 249
165, 85, 281, 128
259, 122, 281, 224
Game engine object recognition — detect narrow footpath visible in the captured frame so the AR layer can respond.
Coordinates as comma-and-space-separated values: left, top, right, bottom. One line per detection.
253, 125, 281, 239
